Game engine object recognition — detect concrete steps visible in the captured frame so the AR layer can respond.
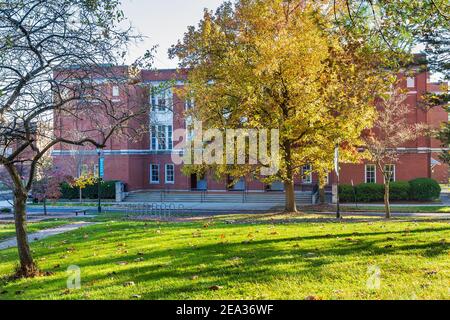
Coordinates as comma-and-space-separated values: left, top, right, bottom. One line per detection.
124, 191, 314, 205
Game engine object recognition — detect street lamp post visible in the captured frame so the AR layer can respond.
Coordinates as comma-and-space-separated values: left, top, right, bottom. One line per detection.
97, 149, 103, 214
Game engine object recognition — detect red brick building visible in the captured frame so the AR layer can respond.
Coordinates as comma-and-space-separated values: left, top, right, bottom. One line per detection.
52, 66, 449, 194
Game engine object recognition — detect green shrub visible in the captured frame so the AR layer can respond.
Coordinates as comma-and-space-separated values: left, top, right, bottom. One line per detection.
0, 207, 12, 214
355, 183, 384, 202
389, 181, 411, 201
409, 178, 441, 201
60, 181, 117, 200
339, 179, 438, 203
339, 185, 356, 203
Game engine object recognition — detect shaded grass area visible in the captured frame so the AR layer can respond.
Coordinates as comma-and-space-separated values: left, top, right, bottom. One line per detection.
304, 205, 450, 214
0, 220, 73, 242
0, 214, 449, 300
345, 206, 450, 213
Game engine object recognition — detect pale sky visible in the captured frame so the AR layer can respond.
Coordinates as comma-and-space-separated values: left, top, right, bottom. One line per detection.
121, 0, 225, 69
120, 1, 443, 81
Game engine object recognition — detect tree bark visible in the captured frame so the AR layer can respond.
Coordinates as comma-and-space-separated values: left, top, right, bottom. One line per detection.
13, 189, 38, 276
43, 197, 47, 216
384, 181, 391, 219
5, 164, 38, 277
284, 179, 297, 212
283, 139, 297, 213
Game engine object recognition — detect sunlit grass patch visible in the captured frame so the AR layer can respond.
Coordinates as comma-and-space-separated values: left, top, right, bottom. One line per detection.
0, 216, 449, 300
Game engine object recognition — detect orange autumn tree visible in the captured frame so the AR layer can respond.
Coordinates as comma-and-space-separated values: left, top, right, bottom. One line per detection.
170, 0, 392, 212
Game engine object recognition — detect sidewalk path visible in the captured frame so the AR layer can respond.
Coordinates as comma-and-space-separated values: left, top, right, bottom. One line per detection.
0, 222, 96, 250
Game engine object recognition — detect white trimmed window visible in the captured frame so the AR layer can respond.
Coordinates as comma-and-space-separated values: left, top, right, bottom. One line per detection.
384, 164, 396, 182
151, 126, 157, 150
165, 164, 175, 184
151, 87, 173, 112
150, 125, 173, 150
302, 165, 312, 184
150, 164, 160, 184
112, 85, 120, 97
185, 98, 194, 110
93, 164, 99, 177
407, 77, 415, 88
168, 125, 173, 150
151, 88, 157, 111
157, 125, 167, 150
365, 164, 376, 183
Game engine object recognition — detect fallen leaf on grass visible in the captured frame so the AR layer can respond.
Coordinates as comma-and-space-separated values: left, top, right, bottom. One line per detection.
192, 231, 202, 238
305, 295, 322, 300
209, 285, 223, 291
61, 289, 71, 295
116, 261, 128, 266
123, 281, 135, 287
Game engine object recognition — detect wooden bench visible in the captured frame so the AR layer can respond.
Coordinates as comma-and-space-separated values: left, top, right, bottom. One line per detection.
75, 209, 88, 216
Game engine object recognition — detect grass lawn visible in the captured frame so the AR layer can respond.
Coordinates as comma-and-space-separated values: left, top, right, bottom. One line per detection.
0, 214, 449, 300
347, 206, 450, 213
0, 220, 72, 241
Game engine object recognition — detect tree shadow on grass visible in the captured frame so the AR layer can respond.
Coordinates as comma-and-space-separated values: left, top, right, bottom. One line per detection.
0, 220, 449, 299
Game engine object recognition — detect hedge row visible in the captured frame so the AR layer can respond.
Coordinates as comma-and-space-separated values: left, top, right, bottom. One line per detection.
339, 178, 441, 203
60, 181, 117, 200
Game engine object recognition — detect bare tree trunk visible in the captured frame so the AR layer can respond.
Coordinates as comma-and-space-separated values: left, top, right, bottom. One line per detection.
13, 189, 38, 276
384, 181, 391, 219
43, 198, 47, 216
5, 164, 38, 277
79, 187, 82, 203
